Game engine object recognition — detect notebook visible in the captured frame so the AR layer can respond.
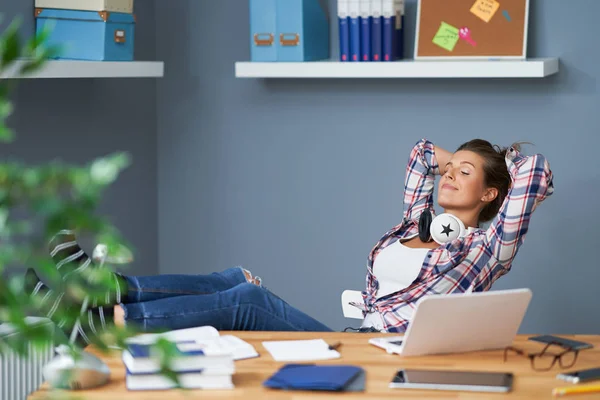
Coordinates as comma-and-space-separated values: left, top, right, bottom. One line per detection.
122, 341, 235, 374
123, 326, 259, 374
264, 364, 365, 392
126, 368, 234, 391
262, 339, 341, 362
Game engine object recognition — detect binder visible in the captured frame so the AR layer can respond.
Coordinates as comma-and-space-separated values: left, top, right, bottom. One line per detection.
348, 0, 360, 61
249, 0, 277, 61
382, 0, 393, 61
275, 0, 329, 62
338, 0, 350, 61
359, 0, 371, 61
393, 0, 405, 60
370, 0, 382, 61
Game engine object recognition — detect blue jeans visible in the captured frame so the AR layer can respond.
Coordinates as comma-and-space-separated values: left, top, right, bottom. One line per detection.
120, 267, 333, 332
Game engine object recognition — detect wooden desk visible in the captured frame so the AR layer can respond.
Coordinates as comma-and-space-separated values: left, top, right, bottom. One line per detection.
28, 332, 600, 399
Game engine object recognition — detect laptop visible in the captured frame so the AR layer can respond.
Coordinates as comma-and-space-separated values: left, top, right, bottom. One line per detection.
361, 288, 532, 357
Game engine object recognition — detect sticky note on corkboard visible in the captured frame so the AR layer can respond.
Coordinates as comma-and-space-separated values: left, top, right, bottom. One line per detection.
470, 0, 500, 23
432, 22, 460, 52
415, 0, 529, 59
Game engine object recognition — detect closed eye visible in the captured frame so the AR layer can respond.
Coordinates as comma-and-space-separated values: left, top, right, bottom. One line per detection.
461, 171, 470, 175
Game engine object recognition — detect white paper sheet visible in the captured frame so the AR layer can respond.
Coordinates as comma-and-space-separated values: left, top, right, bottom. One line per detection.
262, 339, 341, 361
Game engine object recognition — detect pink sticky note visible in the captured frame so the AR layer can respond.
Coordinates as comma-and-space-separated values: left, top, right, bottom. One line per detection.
459, 27, 477, 47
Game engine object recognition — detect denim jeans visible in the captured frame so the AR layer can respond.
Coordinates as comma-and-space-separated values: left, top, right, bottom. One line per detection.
119, 267, 334, 332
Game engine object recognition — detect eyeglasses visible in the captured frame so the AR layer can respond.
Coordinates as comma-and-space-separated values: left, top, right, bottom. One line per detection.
503, 342, 580, 372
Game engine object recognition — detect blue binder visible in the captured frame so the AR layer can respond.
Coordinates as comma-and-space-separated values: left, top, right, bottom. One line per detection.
359, 0, 371, 61
392, 13, 404, 60
338, 0, 350, 61
382, 12, 393, 61
382, 0, 397, 61
249, 0, 329, 62
276, 0, 329, 62
249, 0, 277, 61
370, 0, 382, 61
348, 0, 360, 61
263, 364, 366, 392
392, 0, 404, 60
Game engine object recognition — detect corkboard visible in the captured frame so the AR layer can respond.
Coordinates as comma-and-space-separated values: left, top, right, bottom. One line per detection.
415, 0, 530, 59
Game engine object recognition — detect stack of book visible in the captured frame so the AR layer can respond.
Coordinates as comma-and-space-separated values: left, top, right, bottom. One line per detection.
121, 326, 259, 391
338, 0, 405, 62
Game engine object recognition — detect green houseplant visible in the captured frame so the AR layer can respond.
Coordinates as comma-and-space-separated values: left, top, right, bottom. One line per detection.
0, 15, 182, 393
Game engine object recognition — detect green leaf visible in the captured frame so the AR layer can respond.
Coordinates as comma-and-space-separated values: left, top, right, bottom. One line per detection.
89, 152, 132, 185
0, 124, 14, 143
24, 24, 52, 55
43, 44, 63, 60
0, 99, 13, 120
19, 57, 47, 76
8, 220, 32, 235
1, 17, 22, 68
33, 197, 63, 216
154, 338, 183, 388
90, 159, 118, 185
0, 207, 8, 232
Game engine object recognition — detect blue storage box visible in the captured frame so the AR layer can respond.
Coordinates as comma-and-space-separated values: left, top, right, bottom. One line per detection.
35, 8, 135, 61
249, 0, 329, 62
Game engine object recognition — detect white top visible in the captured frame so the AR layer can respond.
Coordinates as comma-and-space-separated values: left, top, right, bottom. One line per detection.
361, 239, 430, 330
373, 240, 430, 298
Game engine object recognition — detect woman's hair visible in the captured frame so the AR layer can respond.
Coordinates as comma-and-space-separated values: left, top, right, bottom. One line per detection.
456, 139, 523, 223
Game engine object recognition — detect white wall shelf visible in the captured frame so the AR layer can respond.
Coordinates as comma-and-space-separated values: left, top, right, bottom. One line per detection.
0, 60, 164, 79
235, 58, 559, 79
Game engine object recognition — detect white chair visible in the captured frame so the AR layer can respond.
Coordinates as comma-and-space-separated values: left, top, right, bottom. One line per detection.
340, 290, 364, 319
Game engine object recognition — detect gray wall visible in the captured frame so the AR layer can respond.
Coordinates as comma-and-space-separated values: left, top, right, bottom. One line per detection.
153, 0, 597, 335
1, 1, 159, 276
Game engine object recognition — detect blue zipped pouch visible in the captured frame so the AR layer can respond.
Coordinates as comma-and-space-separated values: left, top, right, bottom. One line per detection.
263, 364, 365, 392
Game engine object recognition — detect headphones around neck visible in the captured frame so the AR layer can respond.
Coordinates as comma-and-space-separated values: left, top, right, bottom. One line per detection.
418, 209, 474, 245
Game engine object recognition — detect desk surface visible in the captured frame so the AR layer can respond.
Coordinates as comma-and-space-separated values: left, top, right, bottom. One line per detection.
29, 332, 600, 399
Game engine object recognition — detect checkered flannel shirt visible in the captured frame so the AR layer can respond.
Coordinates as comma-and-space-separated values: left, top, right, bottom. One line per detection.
359, 139, 554, 333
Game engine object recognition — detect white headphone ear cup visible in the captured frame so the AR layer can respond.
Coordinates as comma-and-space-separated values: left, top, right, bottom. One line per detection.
430, 213, 466, 245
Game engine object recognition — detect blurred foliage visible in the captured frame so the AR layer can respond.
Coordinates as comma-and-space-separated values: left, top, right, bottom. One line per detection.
0, 15, 183, 394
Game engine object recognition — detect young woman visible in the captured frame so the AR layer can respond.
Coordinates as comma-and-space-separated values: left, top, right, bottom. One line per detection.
25, 138, 554, 347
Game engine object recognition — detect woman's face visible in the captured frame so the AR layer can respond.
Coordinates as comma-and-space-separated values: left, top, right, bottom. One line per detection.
437, 150, 490, 212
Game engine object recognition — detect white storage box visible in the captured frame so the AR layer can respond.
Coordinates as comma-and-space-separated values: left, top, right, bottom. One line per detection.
34, 0, 134, 13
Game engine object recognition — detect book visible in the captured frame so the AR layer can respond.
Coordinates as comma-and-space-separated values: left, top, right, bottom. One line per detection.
382, 0, 393, 61
126, 368, 234, 391
338, 0, 350, 61
348, 0, 361, 61
359, 0, 371, 61
123, 341, 234, 375
370, 0, 382, 61
393, 0, 405, 60
122, 326, 259, 374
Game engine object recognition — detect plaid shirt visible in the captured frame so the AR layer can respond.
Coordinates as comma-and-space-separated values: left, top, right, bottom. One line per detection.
359, 139, 554, 333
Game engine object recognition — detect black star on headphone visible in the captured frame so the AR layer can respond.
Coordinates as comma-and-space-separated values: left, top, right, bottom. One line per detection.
418, 209, 475, 244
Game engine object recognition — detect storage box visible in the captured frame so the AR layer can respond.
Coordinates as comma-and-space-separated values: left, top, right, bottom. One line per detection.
249, 0, 330, 62
35, 8, 135, 61
34, 0, 134, 13
250, 0, 277, 62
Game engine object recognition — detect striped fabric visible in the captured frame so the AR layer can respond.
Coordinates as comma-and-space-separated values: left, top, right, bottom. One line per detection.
31, 232, 123, 347
359, 139, 554, 333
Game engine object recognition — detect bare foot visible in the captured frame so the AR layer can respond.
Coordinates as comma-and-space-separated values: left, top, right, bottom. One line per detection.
242, 268, 262, 286
114, 304, 125, 327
